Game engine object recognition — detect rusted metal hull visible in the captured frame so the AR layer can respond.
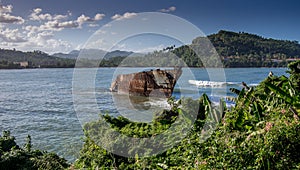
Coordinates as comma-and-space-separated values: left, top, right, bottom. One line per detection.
110, 68, 182, 98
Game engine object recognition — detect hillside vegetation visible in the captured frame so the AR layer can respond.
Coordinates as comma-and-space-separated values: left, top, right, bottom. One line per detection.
207, 30, 300, 67
208, 30, 300, 58
119, 30, 300, 67
173, 30, 300, 67
0, 49, 75, 69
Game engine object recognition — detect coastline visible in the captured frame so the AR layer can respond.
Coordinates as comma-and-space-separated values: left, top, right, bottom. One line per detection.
0, 65, 290, 70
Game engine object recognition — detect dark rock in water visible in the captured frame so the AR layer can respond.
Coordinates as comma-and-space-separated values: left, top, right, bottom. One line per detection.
110, 67, 182, 98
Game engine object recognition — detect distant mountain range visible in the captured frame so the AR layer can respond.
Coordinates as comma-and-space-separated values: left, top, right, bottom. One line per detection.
53, 49, 144, 60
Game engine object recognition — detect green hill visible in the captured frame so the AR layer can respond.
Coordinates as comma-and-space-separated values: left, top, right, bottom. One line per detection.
0, 49, 75, 69
193, 30, 300, 67
206, 30, 300, 57
120, 30, 300, 67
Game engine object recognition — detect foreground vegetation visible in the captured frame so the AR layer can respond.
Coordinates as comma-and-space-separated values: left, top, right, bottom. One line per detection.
0, 131, 69, 169
74, 61, 300, 169
1, 61, 299, 169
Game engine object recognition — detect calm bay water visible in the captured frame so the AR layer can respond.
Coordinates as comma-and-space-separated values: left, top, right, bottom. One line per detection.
0, 67, 288, 162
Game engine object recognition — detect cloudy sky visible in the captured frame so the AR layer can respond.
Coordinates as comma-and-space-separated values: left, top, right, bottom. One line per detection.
0, 0, 299, 54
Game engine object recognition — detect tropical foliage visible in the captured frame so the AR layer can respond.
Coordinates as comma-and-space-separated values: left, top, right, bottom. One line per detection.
174, 30, 300, 67
0, 131, 69, 170
74, 61, 300, 169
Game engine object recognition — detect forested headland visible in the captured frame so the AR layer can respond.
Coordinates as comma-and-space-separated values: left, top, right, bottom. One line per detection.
125, 30, 300, 67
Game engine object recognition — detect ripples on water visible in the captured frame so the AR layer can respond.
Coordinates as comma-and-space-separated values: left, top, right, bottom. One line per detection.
0, 67, 287, 162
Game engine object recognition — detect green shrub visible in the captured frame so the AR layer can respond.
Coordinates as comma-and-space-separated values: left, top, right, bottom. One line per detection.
0, 131, 69, 170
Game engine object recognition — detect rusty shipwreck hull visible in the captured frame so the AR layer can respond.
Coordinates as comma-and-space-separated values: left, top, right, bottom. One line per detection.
110, 68, 182, 98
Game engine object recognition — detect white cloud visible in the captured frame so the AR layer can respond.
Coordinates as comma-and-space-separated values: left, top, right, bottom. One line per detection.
0, 13, 24, 24
0, 6, 106, 53
77, 13, 105, 25
0, 29, 74, 53
28, 8, 104, 31
29, 8, 70, 21
133, 44, 166, 53
0, 5, 24, 24
35, 13, 52, 21
85, 38, 108, 50
88, 23, 99, 27
94, 13, 105, 21
95, 29, 106, 35
36, 15, 96, 31
111, 12, 137, 20
0, 28, 27, 43
0, 4, 13, 13
0, 22, 74, 53
33, 8, 42, 14
29, 8, 72, 21
76, 14, 92, 24
36, 31, 54, 39
53, 14, 68, 21
58, 21, 79, 28
159, 6, 176, 13
38, 20, 78, 31
26, 12, 105, 32
30, 8, 52, 21
27, 31, 73, 53
24, 25, 39, 33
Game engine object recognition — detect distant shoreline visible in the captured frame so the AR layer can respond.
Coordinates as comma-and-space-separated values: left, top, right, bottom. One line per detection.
0, 66, 289, 70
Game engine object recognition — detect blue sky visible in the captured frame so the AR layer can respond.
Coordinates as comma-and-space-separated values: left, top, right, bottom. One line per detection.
0, 0, 299, 54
